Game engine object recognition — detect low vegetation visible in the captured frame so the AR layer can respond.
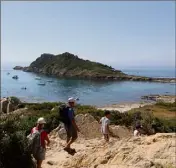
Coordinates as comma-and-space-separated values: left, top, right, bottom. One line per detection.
0, 99, 175, 168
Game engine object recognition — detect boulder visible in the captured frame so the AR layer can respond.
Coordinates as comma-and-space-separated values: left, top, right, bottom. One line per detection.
75, 114, 102, 139
13, 66, 24, 70
58, 127, 67, 140
110, 125, 132, 139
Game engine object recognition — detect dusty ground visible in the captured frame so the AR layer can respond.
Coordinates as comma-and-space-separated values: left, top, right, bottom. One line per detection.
43, 133, 175, 168
42, 114, 175, 168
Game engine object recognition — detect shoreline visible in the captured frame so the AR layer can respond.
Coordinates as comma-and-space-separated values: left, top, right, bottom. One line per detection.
97, 101, 154, 113
13, 66, 176, 83
2, 95, 175, 115
97, 95, 175, 112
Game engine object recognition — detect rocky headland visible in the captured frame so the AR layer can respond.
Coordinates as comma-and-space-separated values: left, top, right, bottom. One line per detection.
13, 52, 176, 83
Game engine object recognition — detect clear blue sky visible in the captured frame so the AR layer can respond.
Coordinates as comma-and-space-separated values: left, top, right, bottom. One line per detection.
1, 1, 175, 68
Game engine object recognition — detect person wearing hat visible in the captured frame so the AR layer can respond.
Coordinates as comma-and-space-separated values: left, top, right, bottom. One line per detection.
64, 97, 80, 153
31, 117, 50, 168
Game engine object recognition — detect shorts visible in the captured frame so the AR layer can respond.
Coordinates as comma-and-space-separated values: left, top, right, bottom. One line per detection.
64, 124, 78, 140
33, 147, 46, 161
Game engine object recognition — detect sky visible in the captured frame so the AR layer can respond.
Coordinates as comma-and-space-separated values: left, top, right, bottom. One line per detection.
1, 1, 175, 69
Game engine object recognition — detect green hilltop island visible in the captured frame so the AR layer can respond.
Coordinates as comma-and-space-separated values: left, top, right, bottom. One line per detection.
14, 52, 175, 83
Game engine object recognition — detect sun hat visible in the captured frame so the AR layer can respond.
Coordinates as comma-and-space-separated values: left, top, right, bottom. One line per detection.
37, 117, 46, 124
68, 97, 75, 103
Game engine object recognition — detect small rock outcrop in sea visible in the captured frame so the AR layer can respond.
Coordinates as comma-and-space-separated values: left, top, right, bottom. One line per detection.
13, 52, 176, 83
141, 94, 176, 103
13, 66, 24, 70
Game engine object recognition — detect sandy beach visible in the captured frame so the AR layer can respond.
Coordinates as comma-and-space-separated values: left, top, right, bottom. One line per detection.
97, 102, 154, 113
97, 95, 175, 113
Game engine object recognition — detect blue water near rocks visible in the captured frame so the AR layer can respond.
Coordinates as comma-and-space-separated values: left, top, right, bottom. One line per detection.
122, 68, 175, 78
1, 65, 175, 106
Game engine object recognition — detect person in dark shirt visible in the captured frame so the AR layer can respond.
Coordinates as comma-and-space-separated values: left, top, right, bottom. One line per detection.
64, 97, 80, 152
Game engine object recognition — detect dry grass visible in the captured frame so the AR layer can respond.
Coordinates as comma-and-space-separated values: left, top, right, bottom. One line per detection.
129, 104, 176, 119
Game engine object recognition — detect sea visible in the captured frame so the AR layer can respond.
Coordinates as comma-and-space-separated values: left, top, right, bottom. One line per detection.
1, 64, 175, 106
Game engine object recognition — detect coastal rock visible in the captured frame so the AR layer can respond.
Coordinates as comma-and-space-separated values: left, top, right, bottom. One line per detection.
141, 95, 176, 103
13, 66, 24, 70
75, 113, 102, 139
110, 125, 131, 139
43, 133, 176, 168
58, 127, 67, 140
54, 114, 132, 140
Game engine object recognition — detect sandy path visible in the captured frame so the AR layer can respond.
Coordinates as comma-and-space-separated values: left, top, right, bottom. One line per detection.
42, 133, 175, 168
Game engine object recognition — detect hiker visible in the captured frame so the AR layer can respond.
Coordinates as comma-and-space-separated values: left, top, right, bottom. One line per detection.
61, 97, 80, 153
134, 124, 142, 137
99, 111, 111, 142
29, 117, 50, 168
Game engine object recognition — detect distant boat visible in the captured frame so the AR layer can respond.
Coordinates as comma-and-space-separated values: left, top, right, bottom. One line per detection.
35, 77, 41, 80
38, 83, 46, 86
47, 80, 53, 83
12, 75, 18, 79
7, 72, 10, 75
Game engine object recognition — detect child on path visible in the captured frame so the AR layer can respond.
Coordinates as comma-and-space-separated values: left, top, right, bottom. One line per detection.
99, 111, 111, 142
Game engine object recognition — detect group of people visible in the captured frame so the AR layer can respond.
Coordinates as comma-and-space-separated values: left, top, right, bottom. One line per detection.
28, 97, 80, 168
29, 97, 142, 168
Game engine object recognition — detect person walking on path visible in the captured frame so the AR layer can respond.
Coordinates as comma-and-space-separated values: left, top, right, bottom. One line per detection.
29, 117, 50, 168
62, 97, 80, 153
99, 111, 111, 142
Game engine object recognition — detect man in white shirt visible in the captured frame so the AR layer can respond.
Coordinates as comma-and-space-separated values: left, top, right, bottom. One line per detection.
99, 111, 111, 142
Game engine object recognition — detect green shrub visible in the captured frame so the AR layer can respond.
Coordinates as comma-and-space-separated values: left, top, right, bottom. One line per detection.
156, 101, 176, 108
0, 116, 34, 168
9, 96, 21, 105
24, 102, 61, 111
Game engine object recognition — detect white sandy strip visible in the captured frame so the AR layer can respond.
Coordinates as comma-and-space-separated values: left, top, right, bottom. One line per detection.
97, 102, 154, 113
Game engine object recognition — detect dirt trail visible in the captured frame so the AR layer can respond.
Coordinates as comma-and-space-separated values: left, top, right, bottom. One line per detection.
43, 133, 175, 168
42, 114, 175, 168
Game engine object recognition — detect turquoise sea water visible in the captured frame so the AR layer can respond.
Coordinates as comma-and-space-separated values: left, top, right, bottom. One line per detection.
1, 65, 175, 106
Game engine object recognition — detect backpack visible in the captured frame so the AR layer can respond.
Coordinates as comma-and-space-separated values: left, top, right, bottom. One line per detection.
58, 104, 70, 125
27, 128, 43, 155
